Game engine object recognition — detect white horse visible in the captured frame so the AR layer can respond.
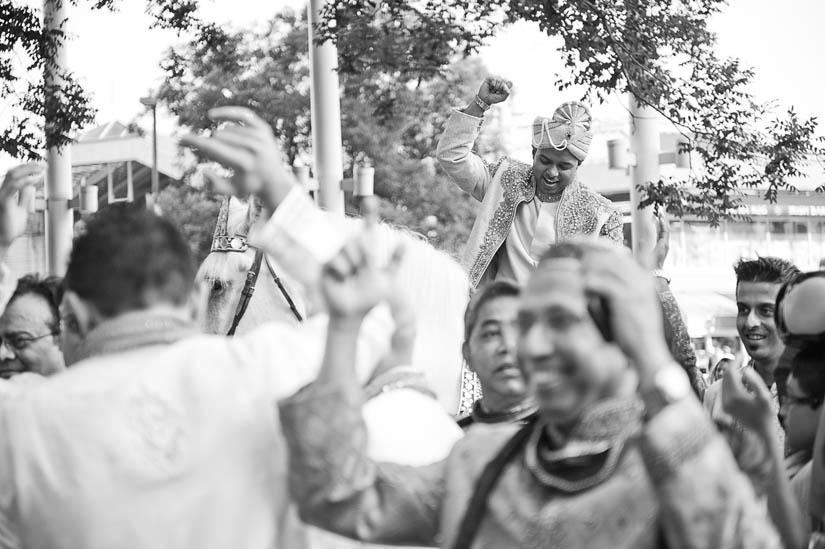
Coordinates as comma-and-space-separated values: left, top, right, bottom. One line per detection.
196, 195, 477, 416
196, 195, 474, 549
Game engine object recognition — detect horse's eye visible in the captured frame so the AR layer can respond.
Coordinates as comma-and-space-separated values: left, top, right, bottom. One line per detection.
211, 280, 226, 293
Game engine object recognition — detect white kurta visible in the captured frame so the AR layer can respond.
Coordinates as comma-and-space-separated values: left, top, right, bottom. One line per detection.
0, 281, 394, 549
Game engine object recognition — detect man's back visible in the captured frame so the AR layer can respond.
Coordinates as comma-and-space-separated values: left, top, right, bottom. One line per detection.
0, 333, 310, 549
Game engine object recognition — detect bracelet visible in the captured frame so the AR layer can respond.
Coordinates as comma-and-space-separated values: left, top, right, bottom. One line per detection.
651, 269, 671, 284
473, 95, 491, 112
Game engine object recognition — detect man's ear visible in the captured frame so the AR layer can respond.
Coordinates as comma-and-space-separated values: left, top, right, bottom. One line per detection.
61, 291, 103, 338
462, 341, 475, 372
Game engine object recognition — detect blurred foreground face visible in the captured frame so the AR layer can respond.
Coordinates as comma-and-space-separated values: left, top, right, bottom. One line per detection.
517, 260, 626, 427
736, 281, 783, 364
465, 295, 526, 401
780, 373, 822, 455
0, 294, 63, 379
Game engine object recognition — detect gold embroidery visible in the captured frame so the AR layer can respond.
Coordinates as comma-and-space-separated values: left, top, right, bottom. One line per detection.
468, 159, 534, 287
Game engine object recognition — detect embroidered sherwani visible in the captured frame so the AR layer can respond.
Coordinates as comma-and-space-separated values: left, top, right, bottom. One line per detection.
436, 110, 623, 288
280, 381, 780, 548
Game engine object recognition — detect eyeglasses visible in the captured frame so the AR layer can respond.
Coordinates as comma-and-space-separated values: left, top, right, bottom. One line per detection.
775, 271, 825, 344
0, 331, 59, 353
784, 393, 824, 410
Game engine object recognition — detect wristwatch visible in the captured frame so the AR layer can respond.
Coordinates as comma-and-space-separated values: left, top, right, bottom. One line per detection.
640, 366, 691, 421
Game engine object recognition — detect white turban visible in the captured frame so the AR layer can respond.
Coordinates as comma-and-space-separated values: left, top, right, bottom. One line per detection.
531, 101, 593, 162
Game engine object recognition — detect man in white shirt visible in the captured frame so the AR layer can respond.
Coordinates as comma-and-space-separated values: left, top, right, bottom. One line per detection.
704, 256, 799, 495
0, 115, 396, 549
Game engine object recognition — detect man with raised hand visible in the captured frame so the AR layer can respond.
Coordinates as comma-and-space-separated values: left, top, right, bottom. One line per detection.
279, 238, 779, 548
436, 76, 623, 289
0, 110, 397, 549
0, 163, 40, 311
704, 257, 799, 495
0, 162, 49, 392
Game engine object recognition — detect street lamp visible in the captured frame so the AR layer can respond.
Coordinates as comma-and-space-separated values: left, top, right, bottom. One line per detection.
139, 96, 159, 198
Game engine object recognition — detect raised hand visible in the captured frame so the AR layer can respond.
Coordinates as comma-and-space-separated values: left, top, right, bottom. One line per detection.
477, 76, 512, 106
0, 163, 41, 247
653, 211, 670, 270
581, 242, 669, 369
320, 197, 405, 320
179, 107, 296, 211
722, 366, 775, 437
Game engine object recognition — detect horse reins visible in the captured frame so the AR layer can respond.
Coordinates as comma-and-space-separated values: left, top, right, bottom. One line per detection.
226, 249, 302, 336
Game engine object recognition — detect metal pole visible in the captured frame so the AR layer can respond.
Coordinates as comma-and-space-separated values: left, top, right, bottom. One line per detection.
307, 0, 344, 215
628, 95, 659, 269
44, 0, 73, 277
151, 104, 159, 196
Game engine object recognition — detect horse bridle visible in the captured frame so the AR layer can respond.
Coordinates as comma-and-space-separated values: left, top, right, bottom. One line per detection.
212, 197, 303, 337
226, 249, 303, 336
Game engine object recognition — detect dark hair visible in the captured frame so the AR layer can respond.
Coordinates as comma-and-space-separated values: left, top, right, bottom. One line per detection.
8, 274, 64, 333
464, 280, 521, 342
734, 257, 799, 287
65, 203, 195, 317
791, 343, 825, 402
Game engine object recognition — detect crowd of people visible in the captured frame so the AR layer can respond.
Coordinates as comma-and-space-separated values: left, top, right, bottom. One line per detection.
0, 77, 824, 548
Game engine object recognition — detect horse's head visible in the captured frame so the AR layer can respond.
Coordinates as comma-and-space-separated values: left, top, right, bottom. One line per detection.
198, 198, 470, 413
197, 196, 259, 335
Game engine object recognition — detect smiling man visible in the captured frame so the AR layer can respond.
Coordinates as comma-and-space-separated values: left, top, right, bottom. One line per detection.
704, 256, 799, 494
435, 76, 623, 288
281, 239, 779, 548
0, 275, 64, 380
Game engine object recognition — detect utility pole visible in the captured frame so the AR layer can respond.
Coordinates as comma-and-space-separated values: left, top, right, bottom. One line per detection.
140, 96, 159, 199
44, 0, 73, 276
628, 97, 659, 269
624, 0, 659, 269
307, 0, 344, 215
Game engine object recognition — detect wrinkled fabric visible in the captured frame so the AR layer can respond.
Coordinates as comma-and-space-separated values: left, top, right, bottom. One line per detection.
280, 380, 780, 549
704, 366, 784, 496
0, 305, 394, 549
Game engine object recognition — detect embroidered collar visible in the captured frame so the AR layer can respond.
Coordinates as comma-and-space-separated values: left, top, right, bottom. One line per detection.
524, 397, 643, 493
471, 398, 539, 425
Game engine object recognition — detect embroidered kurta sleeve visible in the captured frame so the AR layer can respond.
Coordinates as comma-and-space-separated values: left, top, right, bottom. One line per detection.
279, 384, 446, 546
656, 281, 705, 399
641, 398, 781, 548
435, 109, 496, 201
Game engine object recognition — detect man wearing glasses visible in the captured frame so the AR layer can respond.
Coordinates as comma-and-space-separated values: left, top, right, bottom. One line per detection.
0, 275, 64, 380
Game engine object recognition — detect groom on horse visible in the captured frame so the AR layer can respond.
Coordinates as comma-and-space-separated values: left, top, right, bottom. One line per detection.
436, 76, 623, 288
